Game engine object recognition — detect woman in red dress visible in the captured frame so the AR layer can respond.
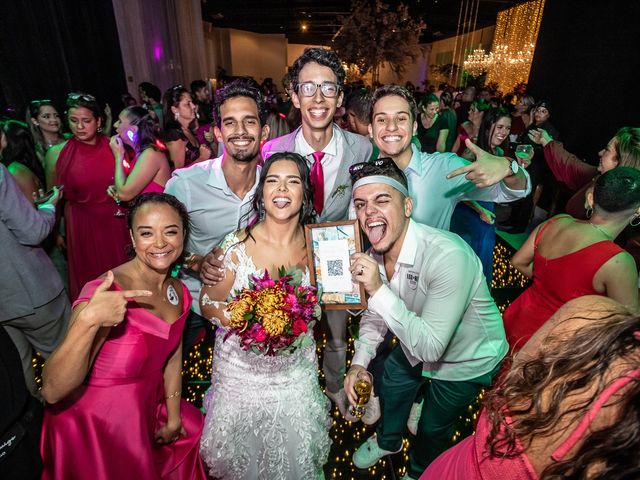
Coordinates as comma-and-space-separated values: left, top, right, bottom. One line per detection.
502, 167, 640, 350
45, 92, 130, 300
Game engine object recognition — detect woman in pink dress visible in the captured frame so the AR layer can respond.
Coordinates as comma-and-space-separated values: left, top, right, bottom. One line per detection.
45, 92, 131, 301
421, 295, 640, 480
40, 192, 207, 480
109, 105, 172, 199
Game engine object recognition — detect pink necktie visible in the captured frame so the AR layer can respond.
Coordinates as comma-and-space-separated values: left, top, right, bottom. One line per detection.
310, 151, 325, 215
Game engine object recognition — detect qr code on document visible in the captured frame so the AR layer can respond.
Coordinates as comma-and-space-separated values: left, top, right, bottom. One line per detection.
327, 259, 344, 277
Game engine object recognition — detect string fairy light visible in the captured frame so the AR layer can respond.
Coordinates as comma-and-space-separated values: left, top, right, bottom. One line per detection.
463, 0, 546, 92
31, 239, 527, 478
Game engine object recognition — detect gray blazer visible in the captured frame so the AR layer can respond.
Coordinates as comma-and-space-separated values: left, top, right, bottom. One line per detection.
0, 164, 63, 321
262, 125, 373, 222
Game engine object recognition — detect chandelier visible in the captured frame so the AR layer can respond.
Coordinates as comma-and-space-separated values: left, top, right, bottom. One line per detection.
459, 0, 545, 92
463, 47, 490, 77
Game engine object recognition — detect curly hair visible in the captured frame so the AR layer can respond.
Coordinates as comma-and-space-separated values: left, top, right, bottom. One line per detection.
289, 47, 345, 89
485, 300, 640, 479
213, 78, 267, 128
369, 85, 418, 124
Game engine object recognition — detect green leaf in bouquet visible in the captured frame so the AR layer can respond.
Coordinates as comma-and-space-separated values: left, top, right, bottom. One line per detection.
243, 312, 254, 321
250, 345, 264, 356
296, 333, 313, 349
278, 347, 293, 357
313, 304, 322, 319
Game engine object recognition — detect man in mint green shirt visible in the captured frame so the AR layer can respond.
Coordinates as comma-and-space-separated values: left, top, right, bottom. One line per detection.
345, 159, 507, 479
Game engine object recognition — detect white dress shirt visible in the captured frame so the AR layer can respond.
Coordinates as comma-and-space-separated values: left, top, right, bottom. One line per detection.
352, 220, 508, 381
294, 125, 344, 207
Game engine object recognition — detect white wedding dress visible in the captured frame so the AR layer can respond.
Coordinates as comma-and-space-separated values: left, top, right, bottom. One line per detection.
200, 232, 331, 480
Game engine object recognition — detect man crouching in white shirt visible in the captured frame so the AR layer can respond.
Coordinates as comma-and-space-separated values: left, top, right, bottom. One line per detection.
345, 158, 508, 480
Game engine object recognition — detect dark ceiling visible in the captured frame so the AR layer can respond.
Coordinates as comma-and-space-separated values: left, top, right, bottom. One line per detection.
201, 0, 528, 45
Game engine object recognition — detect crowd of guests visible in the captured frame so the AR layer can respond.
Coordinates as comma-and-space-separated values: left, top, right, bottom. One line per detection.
1, 46, 639, 480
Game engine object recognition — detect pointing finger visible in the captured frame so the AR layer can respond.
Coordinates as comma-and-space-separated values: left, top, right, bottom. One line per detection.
446, 163, 474, 179
121, 290, 153, 300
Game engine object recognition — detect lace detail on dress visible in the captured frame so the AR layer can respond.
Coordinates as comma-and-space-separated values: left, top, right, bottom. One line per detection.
200, 231, 329, 480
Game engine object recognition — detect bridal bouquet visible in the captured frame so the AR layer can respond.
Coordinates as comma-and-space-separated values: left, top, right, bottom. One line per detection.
224, 267, 321, 356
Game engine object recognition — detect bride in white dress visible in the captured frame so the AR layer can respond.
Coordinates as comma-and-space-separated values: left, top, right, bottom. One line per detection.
199, 152, 331, 480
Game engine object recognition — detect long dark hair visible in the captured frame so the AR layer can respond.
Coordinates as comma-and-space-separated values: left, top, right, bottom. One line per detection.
26, 99, 62, 150
0, 120, 46, 185
161, 85, 191, 131
121, 106, 165, 153
242, 151, 316, 240
486, 300, 640, 479
477, 107, 511, 154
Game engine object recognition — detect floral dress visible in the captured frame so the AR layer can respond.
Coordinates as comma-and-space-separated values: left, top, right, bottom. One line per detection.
199, 232, 331, 480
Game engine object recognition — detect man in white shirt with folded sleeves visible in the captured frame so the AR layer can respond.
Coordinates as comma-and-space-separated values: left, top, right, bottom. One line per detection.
344, 158, 508, 480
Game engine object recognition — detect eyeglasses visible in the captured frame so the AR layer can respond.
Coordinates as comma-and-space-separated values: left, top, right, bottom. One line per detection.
29, 99, 53, 107
349, 157, 404, 181
67, 92, 96, 106
68, 92, 96, 101
295, 81, 341, 98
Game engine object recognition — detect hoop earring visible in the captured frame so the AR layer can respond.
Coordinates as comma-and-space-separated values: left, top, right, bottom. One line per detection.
97, 126, 103, 133
631, 215, 640, 227
585, 207, 593, 219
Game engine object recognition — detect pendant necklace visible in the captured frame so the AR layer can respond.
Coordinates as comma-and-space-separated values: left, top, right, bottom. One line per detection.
166, 284, 179, 305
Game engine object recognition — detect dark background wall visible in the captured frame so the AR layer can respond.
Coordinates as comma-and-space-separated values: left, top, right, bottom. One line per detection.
0, 0, 126, 120
528, 0, 640, 162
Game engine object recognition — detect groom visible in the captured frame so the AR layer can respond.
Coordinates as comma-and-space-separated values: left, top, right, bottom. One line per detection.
262, 47, 372, 412
345, 159, 508, 479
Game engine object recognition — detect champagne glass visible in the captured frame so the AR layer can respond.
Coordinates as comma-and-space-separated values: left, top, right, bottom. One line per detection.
349, 370, 373, 419
108, 182, 126, 217
515, 144, 533, 160
114, 195, 126, 217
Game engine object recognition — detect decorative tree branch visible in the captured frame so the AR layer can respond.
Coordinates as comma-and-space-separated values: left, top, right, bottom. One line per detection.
332, 0, 426, 85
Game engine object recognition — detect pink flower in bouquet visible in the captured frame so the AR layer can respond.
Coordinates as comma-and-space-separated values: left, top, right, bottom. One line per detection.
292, 319, 308, 336
226, 268, 319, 356
250, 323, 268, 342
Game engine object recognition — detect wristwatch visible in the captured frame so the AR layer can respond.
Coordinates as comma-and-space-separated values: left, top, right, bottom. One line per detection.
506, 157, 519, 177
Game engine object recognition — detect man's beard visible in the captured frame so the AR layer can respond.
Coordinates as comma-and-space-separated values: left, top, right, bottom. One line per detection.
228, 148, 259, 163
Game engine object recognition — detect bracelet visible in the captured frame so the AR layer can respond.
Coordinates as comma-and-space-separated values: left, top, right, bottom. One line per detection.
165, 390, 181, 399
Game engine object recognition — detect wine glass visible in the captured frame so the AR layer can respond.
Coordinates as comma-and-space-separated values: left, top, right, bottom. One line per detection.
349, 370, 373, 419
515, 144, 533, 160
107, 182, 126, 217
114, 195, 126, 217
